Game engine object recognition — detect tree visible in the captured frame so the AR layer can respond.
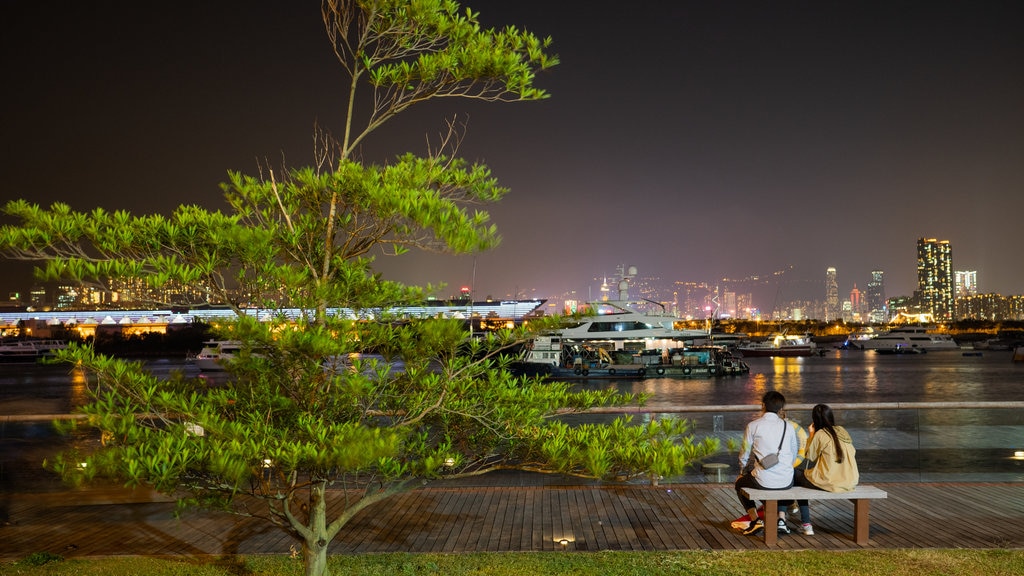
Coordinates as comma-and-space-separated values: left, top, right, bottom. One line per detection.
0, 3, 719, 575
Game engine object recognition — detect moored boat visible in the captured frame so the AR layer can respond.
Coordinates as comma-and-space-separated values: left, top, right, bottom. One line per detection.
875, 343, 926, 355
516, 336, 748, 379
193, 340, 243, 371
855, 324, 958, 351
514, 266, 750, 379
736, 333, 817, 357
0, 339, 68, 363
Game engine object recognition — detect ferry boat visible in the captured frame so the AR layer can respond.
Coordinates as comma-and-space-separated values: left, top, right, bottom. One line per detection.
854, 325, 959, 351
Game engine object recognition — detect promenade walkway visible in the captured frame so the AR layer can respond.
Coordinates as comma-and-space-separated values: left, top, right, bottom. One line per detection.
1, 472, 1022, 559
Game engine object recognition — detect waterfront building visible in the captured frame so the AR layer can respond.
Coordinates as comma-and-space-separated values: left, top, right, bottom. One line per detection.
0, 300, 547, 339
917, 238, 955, 321
955, 293, 1024, 322
1009, 295, 1024, 321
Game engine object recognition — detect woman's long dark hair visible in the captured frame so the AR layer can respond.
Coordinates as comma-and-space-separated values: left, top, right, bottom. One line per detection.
811, 404, 844, 463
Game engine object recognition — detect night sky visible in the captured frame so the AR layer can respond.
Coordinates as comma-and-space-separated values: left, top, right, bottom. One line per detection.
3, 1, 1022, 306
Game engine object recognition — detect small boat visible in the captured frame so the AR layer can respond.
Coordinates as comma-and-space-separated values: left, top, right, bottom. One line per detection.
736, 333, 817, 358
193, 340, 243, 371
0, 339, 68, 363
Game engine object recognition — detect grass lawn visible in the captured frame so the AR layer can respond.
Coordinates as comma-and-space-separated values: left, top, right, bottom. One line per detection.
3, 550, 1023, 575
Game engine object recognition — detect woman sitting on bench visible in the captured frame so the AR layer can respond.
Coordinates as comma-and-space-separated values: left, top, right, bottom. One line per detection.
789, 404, 860, 535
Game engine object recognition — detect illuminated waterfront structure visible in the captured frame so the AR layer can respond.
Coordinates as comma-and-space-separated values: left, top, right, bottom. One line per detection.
0, 300, 546, 338
917, 238, 954, 321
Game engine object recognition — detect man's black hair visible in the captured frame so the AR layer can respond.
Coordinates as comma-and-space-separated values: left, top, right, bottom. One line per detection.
762, 390, 786, 414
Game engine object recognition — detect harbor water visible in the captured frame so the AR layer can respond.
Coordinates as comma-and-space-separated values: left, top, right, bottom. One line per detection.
2, 350, 1023, 492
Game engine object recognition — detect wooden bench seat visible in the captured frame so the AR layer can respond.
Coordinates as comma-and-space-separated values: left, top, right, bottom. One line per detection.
740, 485, 888, 545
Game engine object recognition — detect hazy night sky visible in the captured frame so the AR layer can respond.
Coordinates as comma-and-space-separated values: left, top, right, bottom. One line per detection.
3, 1, 1022, 307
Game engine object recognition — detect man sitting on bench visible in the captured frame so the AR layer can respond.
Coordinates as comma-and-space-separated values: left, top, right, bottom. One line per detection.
736, 391, 798, 536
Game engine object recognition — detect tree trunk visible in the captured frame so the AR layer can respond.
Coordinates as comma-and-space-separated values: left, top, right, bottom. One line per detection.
302, 483, 332, 576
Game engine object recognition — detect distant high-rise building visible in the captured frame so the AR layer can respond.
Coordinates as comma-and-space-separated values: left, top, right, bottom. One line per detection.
955, 270, 977, 298
29, 285, 47, 309
865, 269, 886, 323
825, 267, 839, 321
917, 238, 955, 321
849, 284, 862, 317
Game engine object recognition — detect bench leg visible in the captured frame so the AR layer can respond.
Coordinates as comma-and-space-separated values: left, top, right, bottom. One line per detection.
763, 499, 779, 546
853, 499, 870, 544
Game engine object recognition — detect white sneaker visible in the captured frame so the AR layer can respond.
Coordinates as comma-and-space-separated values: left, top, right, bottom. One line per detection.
801, 523, 814, 535
777, 518, 791, 535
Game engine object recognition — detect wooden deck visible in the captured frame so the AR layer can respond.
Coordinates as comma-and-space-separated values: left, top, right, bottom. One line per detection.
1, 476, 1022, 558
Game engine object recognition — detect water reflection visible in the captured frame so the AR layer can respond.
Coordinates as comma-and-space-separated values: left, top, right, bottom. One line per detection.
627, 350, 1024, 406
3, 353, 1023, 486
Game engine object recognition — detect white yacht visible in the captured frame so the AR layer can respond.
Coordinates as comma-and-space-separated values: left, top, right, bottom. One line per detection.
555, 267, 707, 347
856, 325, 959, 351
516, 266, 712, 378
557, 299, 709, 344
193, 340, 243, 371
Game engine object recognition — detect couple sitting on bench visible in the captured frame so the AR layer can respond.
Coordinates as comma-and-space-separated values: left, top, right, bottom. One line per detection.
735, 391, 859, 536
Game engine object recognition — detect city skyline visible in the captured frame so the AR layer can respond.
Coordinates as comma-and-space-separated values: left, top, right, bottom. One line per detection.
13, 237, 1022, 325
3, 2, 1022, 302
2, 234, 1019, 312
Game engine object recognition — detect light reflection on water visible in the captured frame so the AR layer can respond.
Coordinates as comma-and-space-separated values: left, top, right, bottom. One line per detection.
625, 350, 1024, 406
570, 350, 1024, 481
2, 352, 1023, 485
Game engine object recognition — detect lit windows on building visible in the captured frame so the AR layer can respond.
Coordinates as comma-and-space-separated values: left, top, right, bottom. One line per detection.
916, 238, 954, 321
955, 270, 978, 297
825, 267, 839, 321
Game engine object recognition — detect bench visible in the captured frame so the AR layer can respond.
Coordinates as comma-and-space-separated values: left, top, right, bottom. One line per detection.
740, 485, 888, 546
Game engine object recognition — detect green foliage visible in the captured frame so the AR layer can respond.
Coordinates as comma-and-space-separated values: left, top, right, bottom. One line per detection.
531, 417, 719, 481
19, 552, 64, 567
0, 4, 717, 576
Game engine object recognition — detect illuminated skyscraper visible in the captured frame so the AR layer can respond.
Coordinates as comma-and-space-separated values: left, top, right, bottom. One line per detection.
917, 238, 954, 321
825, 267, 839, 321
955, 270, 977, 297
865, 269, 886, 323
849, 284, 862, 316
